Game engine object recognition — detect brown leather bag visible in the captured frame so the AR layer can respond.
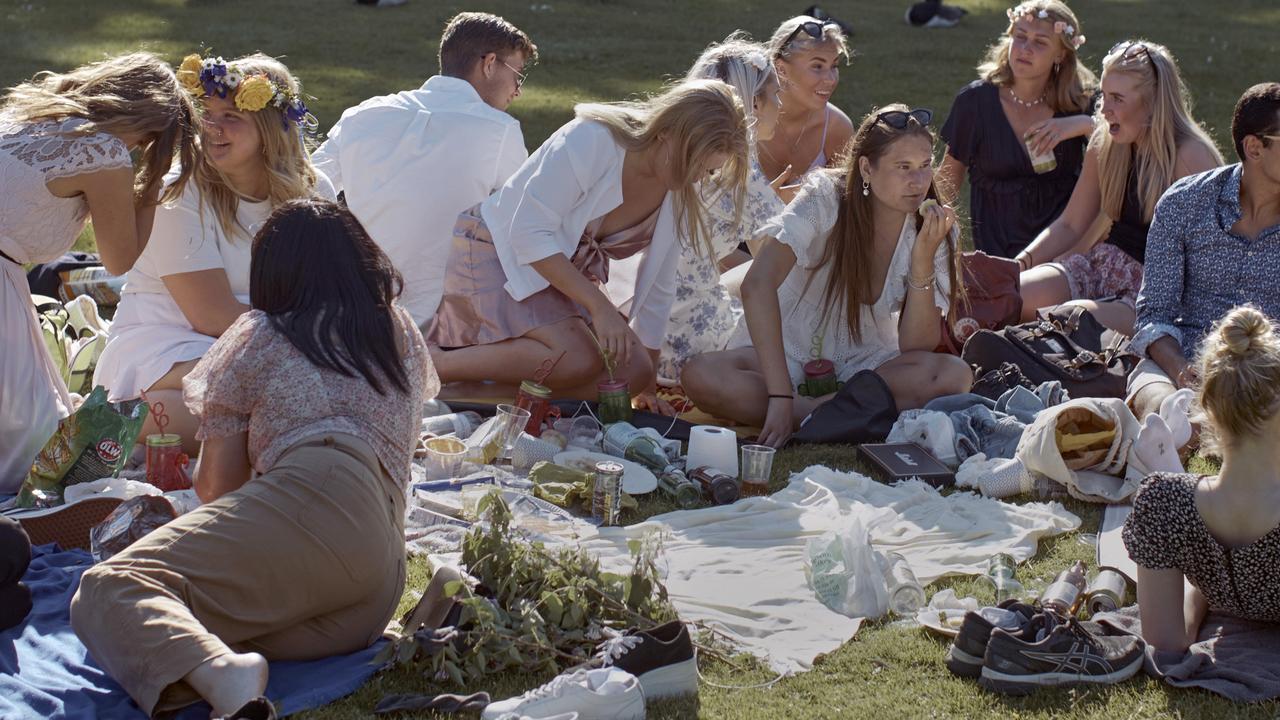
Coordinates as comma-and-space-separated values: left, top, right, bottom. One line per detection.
936, 251, 1023, 355
960, 305, 1139, 399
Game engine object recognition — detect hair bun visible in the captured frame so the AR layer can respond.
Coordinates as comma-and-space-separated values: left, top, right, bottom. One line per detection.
1220, 306, 1270, 356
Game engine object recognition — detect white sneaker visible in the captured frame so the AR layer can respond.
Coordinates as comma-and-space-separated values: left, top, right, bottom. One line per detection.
482, 668, 644, 720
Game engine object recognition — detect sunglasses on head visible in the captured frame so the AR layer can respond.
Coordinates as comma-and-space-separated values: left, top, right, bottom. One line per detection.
875, 108, 933, 129
1109, 40, 1158, 78
781, 19, 840, 50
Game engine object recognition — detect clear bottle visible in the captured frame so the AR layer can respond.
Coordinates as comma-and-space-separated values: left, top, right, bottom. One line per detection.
1041, 560, 1088, 617
421, 411, 484, 440
984, 553, 1025, 603
879, 551, 926, 615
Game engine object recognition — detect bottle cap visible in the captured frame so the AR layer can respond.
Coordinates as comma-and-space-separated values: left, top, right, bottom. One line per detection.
519, 380, 552, 398
802, 359, 835, 378
598, 379, 629, 393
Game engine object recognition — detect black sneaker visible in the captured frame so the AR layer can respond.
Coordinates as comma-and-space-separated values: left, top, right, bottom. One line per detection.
945, 600, 1037, 679
971, 362, 1036, 401
979, 614, 1144, 695
588, 621, 697, 700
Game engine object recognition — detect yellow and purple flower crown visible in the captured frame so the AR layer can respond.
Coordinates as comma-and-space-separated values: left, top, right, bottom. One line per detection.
177, 54, 315, 130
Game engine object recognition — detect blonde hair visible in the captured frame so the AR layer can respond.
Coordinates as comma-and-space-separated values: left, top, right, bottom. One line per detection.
574, 78, 750, 257
190, 53, 320, 241
767, 15, 850, 61
1196, 306, 1280, 451
2, 51, 197, 205
977, 0, 1096, 114
685, 33, 777, 148
1094, 40, 1222, 224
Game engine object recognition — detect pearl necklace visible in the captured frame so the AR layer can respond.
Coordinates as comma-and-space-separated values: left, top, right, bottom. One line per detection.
1007, 87, 1045, 109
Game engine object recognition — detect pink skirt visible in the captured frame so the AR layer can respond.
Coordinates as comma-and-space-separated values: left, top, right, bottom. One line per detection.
426, 205, 587, 348
1058, 242, 1144, 308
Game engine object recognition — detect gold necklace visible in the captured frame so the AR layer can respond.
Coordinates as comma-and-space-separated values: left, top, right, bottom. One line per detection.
761, 106, 817, 166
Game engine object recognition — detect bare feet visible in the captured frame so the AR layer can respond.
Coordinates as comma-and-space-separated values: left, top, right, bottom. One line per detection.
184, 651, 268, 718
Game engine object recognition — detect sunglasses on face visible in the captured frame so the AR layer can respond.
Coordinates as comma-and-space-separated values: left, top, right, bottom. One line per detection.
875, 108, 933, 129
781, 20, 840, 50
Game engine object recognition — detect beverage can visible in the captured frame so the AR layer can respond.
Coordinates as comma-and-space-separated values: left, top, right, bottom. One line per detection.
592, 461, 624, 526
1085, 568, 1129, 616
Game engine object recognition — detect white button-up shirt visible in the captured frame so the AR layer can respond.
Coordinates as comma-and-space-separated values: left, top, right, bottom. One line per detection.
480, 119, 681, 350
312, 75, 527, 325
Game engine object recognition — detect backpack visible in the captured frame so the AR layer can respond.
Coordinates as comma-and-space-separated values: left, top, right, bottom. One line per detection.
960, 305, 1139, 399
33, 294, 111, 396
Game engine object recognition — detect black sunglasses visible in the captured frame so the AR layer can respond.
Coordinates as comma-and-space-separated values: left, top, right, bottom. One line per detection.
781, 20, 840, 50
875, 108, 933, 129
1109, 40, 1158, 79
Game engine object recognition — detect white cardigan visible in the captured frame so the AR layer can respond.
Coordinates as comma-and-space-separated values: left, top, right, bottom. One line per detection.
480, 119, 679, 349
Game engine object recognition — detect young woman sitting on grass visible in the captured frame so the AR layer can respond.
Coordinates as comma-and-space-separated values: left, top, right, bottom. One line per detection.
1014, 39, 1221, 334
683, 104, 971, 447
426, 79, 750, 412
1124, 305, 1280, 653
0, 52, 195, 492
72, 199, 437, 718
94, 53, 334, 454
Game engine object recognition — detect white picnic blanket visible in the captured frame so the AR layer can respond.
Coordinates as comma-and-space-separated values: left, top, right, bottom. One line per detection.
576, 464, 1081, 674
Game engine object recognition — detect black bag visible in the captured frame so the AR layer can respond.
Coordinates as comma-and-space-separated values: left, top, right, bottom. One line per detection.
788, 370, 898, 446
960, 305, 1139, 399
26, 251, 100, 297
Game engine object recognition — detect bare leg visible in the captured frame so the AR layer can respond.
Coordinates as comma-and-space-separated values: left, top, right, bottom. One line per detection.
142, 359, 202, 456
430, 317, 603, 391
875, 351, 974, 410
1019, 264, 1071, 322
1061, 298, 1136, 335
683, 348, 824, 427
183, 651, 268, 718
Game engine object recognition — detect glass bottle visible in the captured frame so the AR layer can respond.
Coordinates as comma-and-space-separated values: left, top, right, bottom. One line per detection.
879, 551, 926, 615
1041, 560, 1089, 617
603, 423, 699, 508
689, 466, 739, 505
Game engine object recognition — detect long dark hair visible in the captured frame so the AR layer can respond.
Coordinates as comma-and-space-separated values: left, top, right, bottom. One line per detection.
249, 199, 410, 395
810, 103, 965, 343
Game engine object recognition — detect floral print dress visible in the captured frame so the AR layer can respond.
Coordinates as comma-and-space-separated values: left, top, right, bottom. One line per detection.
660, 161, 783, 381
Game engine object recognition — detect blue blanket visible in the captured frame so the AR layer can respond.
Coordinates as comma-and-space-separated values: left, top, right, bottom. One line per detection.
1, 544, 386, 719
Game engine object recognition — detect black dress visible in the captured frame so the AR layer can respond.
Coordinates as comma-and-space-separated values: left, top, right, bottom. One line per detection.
941, 80, 1092, 258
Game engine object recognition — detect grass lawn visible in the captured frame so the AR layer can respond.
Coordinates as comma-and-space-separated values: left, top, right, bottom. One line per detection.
5, 0, 1278, 717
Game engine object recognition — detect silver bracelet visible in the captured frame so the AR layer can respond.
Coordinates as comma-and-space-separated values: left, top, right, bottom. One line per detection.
906, 274, 936, 292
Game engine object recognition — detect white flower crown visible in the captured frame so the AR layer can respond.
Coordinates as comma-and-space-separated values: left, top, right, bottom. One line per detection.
1006, 5, 1087, 49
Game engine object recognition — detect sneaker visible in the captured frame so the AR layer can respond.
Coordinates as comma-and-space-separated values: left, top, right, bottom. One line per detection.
979, 614, 1144, 694
13, 496, 124, 551
481, 668, 644, 720
945, 600, 1037, 679
588, 621, 698, 700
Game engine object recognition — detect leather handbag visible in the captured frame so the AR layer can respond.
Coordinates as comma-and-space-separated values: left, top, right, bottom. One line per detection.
936, 251, 1023, 355
961, 305, 1139, 399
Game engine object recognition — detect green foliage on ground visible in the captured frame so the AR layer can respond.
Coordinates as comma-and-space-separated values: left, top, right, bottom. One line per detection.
6, 0, 1276, 716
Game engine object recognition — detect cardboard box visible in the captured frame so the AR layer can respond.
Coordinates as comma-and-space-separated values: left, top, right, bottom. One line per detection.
858, 442, 955, 488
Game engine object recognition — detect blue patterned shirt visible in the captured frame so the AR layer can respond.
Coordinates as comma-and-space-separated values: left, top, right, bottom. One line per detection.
1133, 164, 1280, 360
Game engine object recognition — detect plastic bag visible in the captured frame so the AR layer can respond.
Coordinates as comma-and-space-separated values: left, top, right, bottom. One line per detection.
18, 386, 148, 508
803, 517, 889, 618
89, 495, 177, 562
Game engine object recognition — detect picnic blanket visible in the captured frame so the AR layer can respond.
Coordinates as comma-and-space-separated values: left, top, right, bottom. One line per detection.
1, 544, 386, 719
1097, 606, 1280, 703
578, 464, 1081, 674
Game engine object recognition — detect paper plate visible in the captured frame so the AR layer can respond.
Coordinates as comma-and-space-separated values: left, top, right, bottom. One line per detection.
915, 607, 968, 638
553, 450, 659, 495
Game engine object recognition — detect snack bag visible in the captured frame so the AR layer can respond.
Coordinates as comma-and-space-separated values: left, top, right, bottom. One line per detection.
18, 386, 149, 508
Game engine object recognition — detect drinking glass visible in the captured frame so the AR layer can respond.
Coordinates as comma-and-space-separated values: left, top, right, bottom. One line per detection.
739, 444, 776, 496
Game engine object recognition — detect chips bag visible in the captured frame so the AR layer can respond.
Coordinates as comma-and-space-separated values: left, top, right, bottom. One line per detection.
18, 386, 148, 508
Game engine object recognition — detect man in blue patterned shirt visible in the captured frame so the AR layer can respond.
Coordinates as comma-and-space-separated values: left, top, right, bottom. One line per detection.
1129, 83, 1280, 421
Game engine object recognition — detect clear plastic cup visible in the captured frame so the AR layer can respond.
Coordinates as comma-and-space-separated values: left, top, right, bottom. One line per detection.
1025, 137, 1057, 174
490, 404, 532, 466
739, 444, 776, 497
424, 436, 467, 480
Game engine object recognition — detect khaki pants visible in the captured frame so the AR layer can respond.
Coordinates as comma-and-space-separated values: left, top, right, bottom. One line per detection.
70, 433, 406, 715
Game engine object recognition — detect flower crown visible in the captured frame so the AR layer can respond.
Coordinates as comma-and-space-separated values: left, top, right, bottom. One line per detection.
177, 54, 315, 130
1006, 5, 1086, 49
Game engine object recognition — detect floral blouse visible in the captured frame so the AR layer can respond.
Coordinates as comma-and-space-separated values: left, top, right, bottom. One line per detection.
660, 161, 784, 380
184, 306, 438, 488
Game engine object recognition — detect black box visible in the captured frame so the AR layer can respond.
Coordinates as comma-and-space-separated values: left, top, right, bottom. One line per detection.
858, 442, 955, 488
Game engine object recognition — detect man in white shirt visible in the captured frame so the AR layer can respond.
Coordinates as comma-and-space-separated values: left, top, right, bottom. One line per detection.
312, 12, 535, 326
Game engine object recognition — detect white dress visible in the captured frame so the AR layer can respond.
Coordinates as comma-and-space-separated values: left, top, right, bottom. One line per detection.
93, 173, 335, 401
659, 161, 784, 381
728, 170, 953, 388
0, 116, 132, 491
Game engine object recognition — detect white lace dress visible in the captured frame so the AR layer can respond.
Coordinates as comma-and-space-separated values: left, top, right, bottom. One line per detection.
727, 170, 953, 388
0, 116, 132, 491
659, 162, 784, 381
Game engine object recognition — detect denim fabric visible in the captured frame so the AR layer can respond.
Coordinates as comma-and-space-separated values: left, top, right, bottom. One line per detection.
925, 382, 1066, 461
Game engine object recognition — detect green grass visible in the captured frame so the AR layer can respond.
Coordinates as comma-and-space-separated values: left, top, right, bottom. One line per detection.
6, 0, 1277, 717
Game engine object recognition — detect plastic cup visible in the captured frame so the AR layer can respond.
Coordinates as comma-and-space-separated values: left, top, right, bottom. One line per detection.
739, 444, 776, 496
491, 404, 532, 465
460, 483, 496, 520
1025, 137, 1057, 174
424, 436, 467, 480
